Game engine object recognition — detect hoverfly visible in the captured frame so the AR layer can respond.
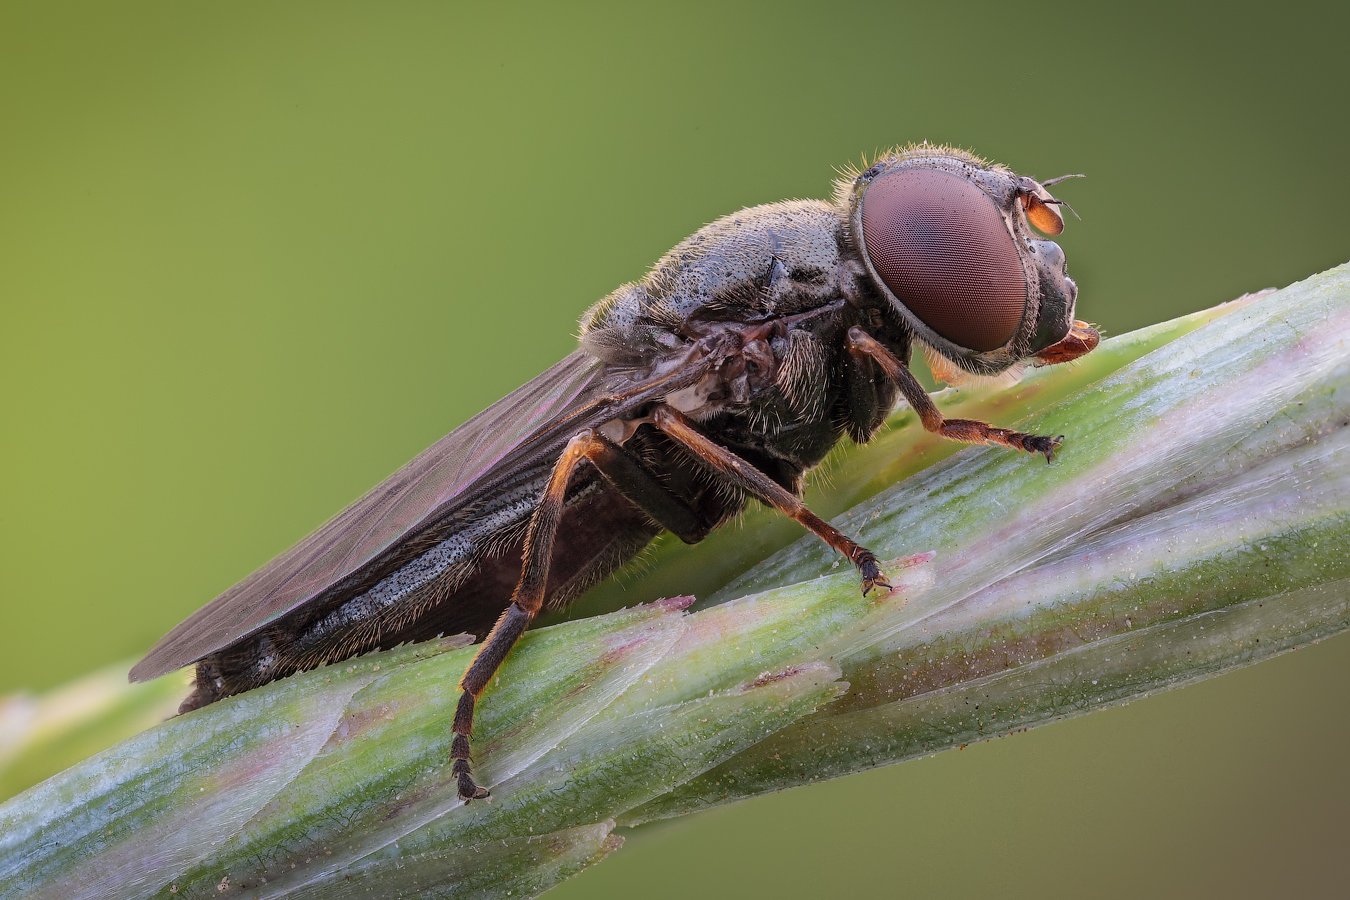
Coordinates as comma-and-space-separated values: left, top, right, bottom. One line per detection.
132, 144, 1100, 801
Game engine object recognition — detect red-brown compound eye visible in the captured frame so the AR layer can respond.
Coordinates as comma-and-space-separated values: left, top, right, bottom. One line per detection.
860, 168, 1027, 352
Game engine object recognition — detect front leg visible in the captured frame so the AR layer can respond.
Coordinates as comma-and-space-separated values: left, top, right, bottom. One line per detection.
847, 327, 1063, 463
651, 405, 891, 594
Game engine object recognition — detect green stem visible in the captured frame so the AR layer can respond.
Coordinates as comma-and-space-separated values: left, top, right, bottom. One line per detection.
0, 266, 1345, 900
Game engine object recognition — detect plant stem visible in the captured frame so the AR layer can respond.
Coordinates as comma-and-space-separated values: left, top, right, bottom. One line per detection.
1, 265, 1345, 900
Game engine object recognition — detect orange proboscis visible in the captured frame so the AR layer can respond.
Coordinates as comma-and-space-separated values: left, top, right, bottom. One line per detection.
1034, 320, 1100, 366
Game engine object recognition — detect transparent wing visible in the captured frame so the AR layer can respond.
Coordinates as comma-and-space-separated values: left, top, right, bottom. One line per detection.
132, 350, 650, 681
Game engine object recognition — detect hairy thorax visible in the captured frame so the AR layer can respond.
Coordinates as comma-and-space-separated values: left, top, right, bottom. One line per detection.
581, 199, 896, 486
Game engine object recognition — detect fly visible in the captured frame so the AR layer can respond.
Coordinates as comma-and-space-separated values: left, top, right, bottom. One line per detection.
131, 144, 1101, 802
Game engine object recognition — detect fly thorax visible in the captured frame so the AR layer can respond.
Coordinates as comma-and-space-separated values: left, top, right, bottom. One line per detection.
772, 330, 830, 420
661, 334, 781, 421
720, 338, 777, 405
663, 374, 721, 418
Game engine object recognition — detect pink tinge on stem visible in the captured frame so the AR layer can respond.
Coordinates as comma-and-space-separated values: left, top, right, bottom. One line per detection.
651, 595, 697, 613
889, 550, 937, 570
744, 661, 844, 691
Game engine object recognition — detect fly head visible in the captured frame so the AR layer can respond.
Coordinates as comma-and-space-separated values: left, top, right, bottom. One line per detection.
843, 146, 1098, 379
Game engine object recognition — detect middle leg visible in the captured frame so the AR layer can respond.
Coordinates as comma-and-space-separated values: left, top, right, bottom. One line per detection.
651, 405, 891, 595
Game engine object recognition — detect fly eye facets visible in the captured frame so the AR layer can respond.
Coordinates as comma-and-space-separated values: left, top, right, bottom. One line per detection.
861, 168, 1027, 352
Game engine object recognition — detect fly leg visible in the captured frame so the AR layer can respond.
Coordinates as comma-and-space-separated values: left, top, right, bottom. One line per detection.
651, 405, 891, 594
453, 431, 597, 802
581, 431, 712, 544
847, 327, 1064, 462
451, 428, 711, 802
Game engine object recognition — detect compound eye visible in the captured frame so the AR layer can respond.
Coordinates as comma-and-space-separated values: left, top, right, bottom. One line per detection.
860, 168, 1026, 352
1021, 192, 1065, 235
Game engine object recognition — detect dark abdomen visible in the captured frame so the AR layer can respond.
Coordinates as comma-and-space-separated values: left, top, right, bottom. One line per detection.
182, 474, 668, 711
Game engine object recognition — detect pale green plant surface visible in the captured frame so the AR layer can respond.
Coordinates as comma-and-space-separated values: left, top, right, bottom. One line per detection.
0, 264, 1345, 899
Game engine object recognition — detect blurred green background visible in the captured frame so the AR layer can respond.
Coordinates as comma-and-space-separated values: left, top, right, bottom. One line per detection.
3, 1, 1347, 896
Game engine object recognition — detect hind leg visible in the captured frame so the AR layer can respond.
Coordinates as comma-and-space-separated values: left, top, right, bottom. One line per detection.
450, 427, 717, 801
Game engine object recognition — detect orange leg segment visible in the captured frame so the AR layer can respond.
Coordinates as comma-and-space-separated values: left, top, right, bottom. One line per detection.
846, 327, 1064, 462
